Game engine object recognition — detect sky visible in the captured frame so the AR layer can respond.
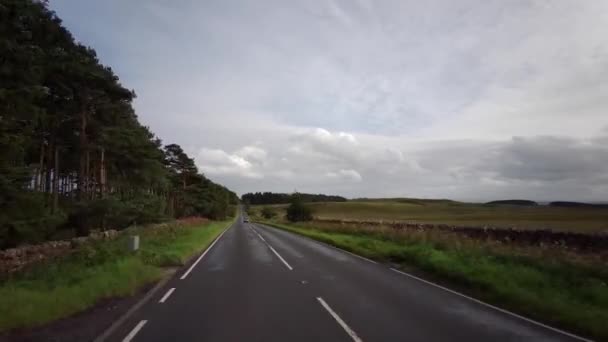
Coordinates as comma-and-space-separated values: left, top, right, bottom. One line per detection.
50, 0, 608, 202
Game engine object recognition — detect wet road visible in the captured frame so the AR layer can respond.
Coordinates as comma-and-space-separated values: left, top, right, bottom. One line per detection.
106, 214, 590, 342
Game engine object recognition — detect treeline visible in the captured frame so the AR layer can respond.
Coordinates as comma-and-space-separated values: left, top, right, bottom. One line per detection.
549, 202, 608, 208
485, 200, 539, 206
242, 192, 347, 205
0, 0, 237, 248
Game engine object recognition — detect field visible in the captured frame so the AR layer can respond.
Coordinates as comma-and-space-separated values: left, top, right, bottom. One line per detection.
0, 218, 233, 332
255, 199, 608, 233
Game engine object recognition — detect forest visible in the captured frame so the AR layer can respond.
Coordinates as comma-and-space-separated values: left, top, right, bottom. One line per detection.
0, 0, 237, 248
242, 192, 347, 205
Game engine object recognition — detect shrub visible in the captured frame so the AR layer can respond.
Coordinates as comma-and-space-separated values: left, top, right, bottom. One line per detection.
286, 199, 313, 222
261, 207, 277, 219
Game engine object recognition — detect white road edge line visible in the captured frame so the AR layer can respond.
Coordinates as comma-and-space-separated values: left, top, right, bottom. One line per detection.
158, 287, 175, 303
268, 245, 293, 271
317, 297, 363, 342
251, 226, 293, 271
180, 225, 231, 280
389, 268, 593, 342
122, 320, 147, 342
331, 245, 377, 264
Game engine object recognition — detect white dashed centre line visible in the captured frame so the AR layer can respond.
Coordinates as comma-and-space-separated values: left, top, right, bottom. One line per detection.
251, 226, 293, 271
158, 287, 175, 303
122, 320, 147, 342
317, 297, 363, 342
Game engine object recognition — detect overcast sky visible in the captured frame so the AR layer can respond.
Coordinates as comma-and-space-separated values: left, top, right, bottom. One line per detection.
50, 0, 608, 201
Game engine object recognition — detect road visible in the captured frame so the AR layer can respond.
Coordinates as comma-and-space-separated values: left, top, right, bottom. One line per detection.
105, 213, 590, 342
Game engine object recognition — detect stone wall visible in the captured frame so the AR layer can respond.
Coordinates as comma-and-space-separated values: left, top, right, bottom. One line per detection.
317, 218, 608, 253
0, 230, 119, 274
0, 217, 210, 274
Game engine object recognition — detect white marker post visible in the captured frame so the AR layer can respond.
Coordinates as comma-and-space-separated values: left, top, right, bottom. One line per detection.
129, 235, 140, 251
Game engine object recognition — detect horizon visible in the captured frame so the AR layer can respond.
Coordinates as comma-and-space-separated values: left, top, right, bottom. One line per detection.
50, 0, 608, 202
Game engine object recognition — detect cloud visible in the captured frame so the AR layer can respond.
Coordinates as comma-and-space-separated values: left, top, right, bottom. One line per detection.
51, 0, 608, 201
195, 148, 262, 179
326, 169, 362, 182
480, 136, 608, 182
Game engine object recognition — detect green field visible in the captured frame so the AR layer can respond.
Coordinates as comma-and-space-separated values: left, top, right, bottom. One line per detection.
254, 200, 608, 233
0, 218, 233, 332
261, 220, 608, 340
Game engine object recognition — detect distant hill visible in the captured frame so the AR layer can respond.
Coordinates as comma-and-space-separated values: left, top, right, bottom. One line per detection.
242, 192, 347, 205
485, 200, 538, 206
549, 201, 608, 208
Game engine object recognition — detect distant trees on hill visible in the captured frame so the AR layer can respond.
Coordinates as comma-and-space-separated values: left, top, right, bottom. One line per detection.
241, 192, 347, 205
0, 1, 237, 248
549, 202, 608, 208
485, 200, 539, 206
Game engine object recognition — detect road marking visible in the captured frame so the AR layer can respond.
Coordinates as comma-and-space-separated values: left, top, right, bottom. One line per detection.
268, 244, 293, 270
180, 225, 231, 280
331, 245, 377, 264
158, 287, 175, 303
389, 268, 593, 342
251, 226, 293, 271
255, 223, 377, 264
250, 227, 266, 241
317, 297, 363, 342
122, 320, 147, 342
256, 232, 266, 242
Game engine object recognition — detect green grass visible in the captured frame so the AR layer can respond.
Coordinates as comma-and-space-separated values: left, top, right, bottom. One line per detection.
262, 220, 608, 340
253, 200, 608, 233
0, 218, 233, 332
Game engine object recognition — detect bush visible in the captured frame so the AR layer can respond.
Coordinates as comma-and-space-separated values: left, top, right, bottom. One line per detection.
261, 207, 277, 219
286, 199, 313, 222
0, 190, 67, 248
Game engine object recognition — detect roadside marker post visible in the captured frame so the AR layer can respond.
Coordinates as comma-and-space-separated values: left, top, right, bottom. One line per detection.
129, 235, 140, 251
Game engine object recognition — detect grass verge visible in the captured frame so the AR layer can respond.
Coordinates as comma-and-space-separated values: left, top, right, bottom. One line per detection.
0, 218, 234, 332
261, 220, 608, 341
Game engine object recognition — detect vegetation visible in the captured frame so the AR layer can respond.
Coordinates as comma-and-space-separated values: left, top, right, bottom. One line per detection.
0, 218, 232, 332
0, 0, 237, 248
285, 197, 313, 222
550, 201, 608, 208
241, 192, 346, 205
260, 207, 277, 219
261, 220, 608, 340
485, 199, 538, 206
257, 200, 608, 233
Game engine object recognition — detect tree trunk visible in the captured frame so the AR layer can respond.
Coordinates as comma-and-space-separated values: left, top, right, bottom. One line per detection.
45, 140, 53, 194
168, 193, 175, 218
78, 110, 87, 201
52, 146, 59, 213
35, 141, 44, 191
99, 148, 106, 198
86, 149, 91, 199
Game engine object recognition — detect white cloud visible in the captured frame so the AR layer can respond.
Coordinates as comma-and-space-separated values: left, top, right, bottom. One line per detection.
196, 148, 261, 179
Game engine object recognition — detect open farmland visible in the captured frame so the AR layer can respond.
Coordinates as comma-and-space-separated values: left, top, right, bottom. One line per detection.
252, 199, 608, 233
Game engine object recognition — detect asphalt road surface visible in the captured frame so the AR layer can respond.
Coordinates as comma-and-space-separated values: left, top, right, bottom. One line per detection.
105, 213, 591, 342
